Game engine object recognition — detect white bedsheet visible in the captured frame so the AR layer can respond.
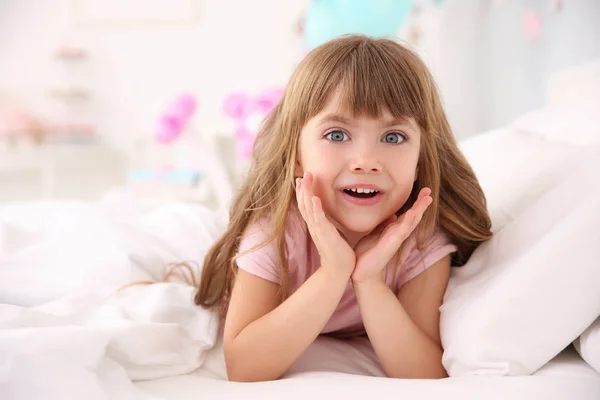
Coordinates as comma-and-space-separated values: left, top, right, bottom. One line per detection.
135, 341, 600, 400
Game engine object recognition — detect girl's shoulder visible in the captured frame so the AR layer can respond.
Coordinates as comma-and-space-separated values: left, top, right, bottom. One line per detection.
236, 206, 309, 283
238, 205, 307, 252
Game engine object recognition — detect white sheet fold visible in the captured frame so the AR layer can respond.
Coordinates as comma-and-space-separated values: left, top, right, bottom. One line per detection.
0, 199, 223, 399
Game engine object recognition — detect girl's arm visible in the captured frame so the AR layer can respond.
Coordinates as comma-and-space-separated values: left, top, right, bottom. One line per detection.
224, 173, 355, 382
353, 255, 451, 379
223, 267, 350, 382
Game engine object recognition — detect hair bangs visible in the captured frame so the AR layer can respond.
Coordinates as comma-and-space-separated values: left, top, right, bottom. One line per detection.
289, 36, 430, 128
338, 41, 429, 124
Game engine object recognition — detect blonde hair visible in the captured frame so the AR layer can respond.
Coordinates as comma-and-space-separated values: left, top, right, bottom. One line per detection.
194, 34, 492, 317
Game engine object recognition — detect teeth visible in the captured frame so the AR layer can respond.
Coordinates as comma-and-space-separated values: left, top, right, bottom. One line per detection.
348, 188, 378, 193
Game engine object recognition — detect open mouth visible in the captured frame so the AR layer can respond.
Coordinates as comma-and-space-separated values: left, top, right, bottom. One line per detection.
343, 188, 379, 199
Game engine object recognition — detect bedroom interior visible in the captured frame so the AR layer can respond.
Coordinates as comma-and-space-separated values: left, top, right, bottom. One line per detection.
1, 1, 599, 399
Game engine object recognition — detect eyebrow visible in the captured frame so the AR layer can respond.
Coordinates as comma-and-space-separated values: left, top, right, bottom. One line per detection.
316, 113, 413, 128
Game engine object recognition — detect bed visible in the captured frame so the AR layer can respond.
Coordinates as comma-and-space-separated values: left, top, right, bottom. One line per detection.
1, 192, 599, 400
136, 341, 600, 400
1, 62, 600, 399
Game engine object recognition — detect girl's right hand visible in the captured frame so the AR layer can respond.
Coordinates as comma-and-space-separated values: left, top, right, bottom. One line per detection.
296, 172, 355, 279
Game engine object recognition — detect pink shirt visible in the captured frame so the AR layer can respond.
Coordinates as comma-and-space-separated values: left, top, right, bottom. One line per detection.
236, 207, 457, 336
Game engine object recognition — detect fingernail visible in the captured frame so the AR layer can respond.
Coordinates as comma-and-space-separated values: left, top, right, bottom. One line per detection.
303, 172, 308, 179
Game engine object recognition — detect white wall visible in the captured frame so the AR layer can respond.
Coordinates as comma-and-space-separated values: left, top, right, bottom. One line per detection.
0, 0, 308, 148
435, 0, 482, 139
2, 0, 598, 149
478, 0, 600, 132
0, 0, 487, 148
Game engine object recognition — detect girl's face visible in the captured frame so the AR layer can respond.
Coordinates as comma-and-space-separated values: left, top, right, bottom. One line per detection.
296, 92, 421, 244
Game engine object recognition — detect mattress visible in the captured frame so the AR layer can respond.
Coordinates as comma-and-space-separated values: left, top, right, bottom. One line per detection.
135, 338, 600, 400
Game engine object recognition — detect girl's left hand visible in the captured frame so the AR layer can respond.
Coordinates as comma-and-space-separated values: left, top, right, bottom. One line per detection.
352, 188, 433, 285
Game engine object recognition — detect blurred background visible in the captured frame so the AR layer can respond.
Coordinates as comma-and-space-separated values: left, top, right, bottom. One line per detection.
0, 0, 598, 212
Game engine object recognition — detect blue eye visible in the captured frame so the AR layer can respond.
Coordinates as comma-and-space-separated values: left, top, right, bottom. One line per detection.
383, 132, 405, 144
325, 130, 349, 142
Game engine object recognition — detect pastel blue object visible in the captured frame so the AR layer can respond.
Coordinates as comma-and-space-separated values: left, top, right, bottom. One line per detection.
304, 0, 413, 49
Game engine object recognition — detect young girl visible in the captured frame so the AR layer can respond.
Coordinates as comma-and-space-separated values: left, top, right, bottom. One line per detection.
195, 35, 492, 382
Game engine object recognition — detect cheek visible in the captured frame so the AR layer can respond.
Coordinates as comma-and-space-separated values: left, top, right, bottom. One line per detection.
307, 160, 340, 203
310, 165, 336, 197
311, 180, 328, 203
390, 161, 419, 199
390, 156, 418, 181
301, 144, 338, 175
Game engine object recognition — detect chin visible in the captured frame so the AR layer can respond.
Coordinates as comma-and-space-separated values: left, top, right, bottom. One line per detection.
336, 215, 382, 235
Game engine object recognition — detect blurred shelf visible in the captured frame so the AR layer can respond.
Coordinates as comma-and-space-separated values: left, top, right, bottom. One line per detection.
48, 86, 92, 101
0, 144, 127, 202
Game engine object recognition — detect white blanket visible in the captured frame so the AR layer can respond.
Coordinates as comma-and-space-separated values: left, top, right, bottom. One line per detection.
0, 198, 224, 399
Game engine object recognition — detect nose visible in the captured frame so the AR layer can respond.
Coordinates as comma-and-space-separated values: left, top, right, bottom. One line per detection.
349, 146, 382, 174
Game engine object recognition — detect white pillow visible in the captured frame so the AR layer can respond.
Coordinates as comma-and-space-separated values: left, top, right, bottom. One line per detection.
574, 317, 600, 374
510, 102, 600, 147
440, 145, 600, 376
459, 128, 580, 232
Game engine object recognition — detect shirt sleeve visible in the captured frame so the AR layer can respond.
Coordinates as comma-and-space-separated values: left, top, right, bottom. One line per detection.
396, 229, 457, 288
236, 220, 281, 284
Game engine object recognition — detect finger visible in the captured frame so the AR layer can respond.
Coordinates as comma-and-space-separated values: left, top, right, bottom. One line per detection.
296, 177, 308, 221
374, 190, 433, 258
373, 214, 397, 236
417, 187, 432, 200
312, 196, 342, 237
394, 210, 417, 239
413, 189, 431, 211
385, 214, 398, 225
368, 216, 414, 267
312, 196, 331, 238
302, 173, 316, 228
411, 188, 433, 215
297, 177, 316, 234
301, 173, 324, 246
414, 192, 433, 219
297, 178, 320, 243
403, 197, 432, 236
414, 195, 432, 214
